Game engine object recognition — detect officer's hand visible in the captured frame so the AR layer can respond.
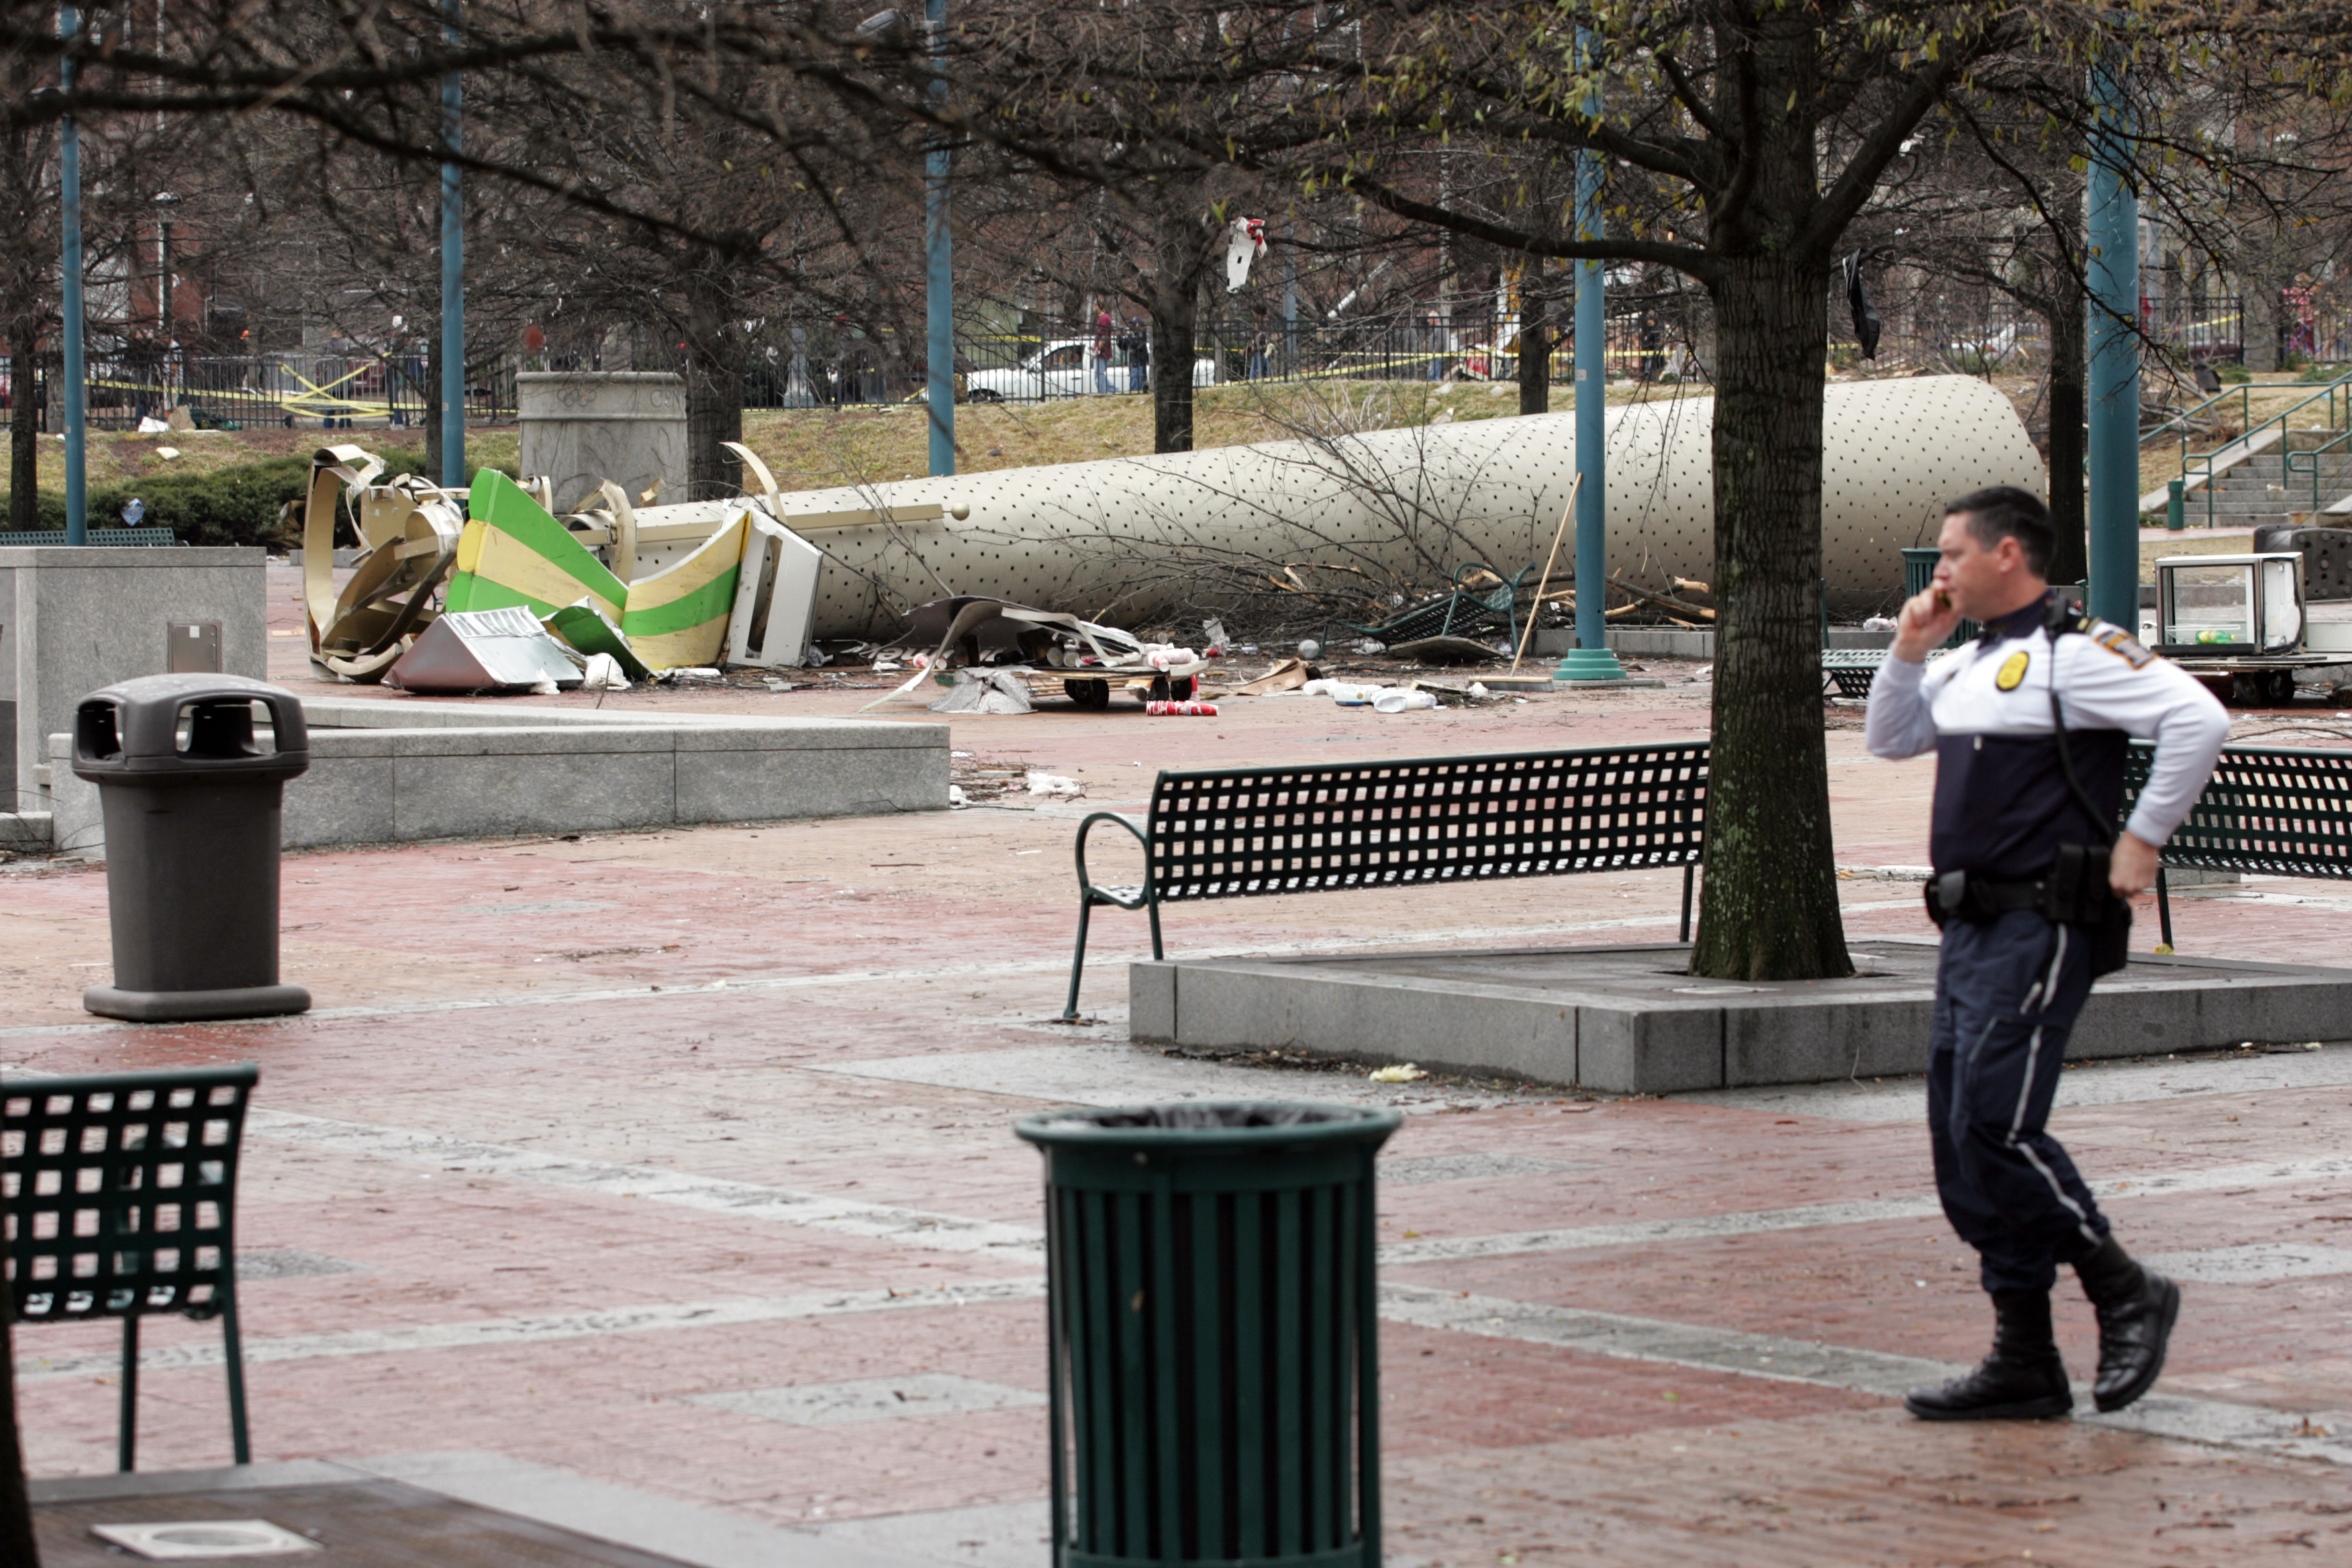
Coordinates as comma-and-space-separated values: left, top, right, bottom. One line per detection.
1892, 585, 1962, 663
2110, 832, 2161, 897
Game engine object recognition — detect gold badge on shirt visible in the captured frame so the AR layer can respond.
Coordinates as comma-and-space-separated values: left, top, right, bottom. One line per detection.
1995, 650, 2030, 691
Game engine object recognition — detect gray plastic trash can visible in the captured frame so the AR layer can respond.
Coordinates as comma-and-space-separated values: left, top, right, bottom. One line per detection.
71, 674, 311, 1022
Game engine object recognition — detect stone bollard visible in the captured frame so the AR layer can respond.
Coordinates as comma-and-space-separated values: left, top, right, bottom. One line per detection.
517, 371, 687, 515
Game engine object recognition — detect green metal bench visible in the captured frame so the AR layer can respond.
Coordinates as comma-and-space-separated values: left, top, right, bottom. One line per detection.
1065, 742, 1709, 1018
1822, 649, 1888, 697
0, 528, 182, 547
2124, 741, 2352, 950
3, 1062, 259, 1471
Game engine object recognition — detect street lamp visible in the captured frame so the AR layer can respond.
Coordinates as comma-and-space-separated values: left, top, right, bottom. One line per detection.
440, 0, 465, 487
60, 3, 87, 544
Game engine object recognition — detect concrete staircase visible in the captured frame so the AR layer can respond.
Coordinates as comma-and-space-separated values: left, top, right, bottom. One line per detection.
2180, 434, 2352, 529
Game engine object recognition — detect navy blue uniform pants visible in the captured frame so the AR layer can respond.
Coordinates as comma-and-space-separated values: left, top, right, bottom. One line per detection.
1928, 910, 2111, 1293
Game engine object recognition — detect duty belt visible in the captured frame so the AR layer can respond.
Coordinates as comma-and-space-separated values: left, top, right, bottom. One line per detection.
1927, 871, 2045, 924
1927, 844, 2115, 929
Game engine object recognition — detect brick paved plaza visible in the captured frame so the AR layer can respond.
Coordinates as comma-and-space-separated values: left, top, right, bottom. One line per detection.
9, 648, 2352, 1565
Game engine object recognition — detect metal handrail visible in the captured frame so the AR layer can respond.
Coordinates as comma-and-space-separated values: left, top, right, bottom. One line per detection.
2287, 428, 2352, 514
2173, 372, 2352, 526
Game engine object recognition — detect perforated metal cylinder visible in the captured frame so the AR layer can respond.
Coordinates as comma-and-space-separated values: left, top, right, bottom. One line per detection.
776, 375, 2043, 637
1018, 1105, 1400, 1568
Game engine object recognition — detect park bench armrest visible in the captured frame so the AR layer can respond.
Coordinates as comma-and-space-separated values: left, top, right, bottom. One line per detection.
1065, 810, 1163, 1020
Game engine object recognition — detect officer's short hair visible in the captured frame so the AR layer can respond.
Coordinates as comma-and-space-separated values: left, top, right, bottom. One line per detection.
1947, 486, 2053, 577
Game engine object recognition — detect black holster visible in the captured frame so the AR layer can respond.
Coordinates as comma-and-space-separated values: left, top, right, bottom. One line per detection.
1925, 843, 2131, 978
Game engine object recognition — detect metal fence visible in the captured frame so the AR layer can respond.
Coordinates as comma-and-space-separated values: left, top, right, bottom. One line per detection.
8, 350, 518, 433
2278, 287, 2352, 366
2151, 296, 2246, 365
951, 299, 1711, 403
9, 283, 2327, 436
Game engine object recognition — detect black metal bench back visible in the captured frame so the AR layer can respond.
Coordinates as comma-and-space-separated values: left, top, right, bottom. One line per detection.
2123, 740, 2352, 880
3, 1063, 257, 1324
1145, 742, 1708, 902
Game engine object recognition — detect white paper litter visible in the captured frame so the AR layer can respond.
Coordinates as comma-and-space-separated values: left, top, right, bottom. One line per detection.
1026, 771, 1085, 797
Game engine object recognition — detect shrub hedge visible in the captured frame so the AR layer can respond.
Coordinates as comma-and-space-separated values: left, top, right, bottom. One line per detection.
0, 447, 523, 549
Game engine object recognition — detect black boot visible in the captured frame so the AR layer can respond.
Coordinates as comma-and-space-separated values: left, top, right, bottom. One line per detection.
2075, 1234, 2180, 1413
1904, 1289, 2073, 1421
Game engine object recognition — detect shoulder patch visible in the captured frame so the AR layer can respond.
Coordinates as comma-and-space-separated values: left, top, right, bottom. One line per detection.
2090, 625, 2156, 669
1995, 649, 2030, 690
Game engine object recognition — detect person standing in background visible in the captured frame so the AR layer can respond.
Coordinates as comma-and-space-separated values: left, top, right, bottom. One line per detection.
1120, 315, 1149, 392
1092, 310, 1114, 395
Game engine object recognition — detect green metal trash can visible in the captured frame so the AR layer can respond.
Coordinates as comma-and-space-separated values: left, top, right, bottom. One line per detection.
1016, 1102, 1401, 1568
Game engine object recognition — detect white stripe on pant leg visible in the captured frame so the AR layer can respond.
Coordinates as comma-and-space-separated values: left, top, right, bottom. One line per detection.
2040, 922, 2069, 1004
2008, 928, 2104, 1250
2010, 926, 2067, 1138
2020, 1138, 2104, 1248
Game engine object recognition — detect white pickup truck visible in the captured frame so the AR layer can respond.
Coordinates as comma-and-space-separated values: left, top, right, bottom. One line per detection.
963, 339, 1218, 401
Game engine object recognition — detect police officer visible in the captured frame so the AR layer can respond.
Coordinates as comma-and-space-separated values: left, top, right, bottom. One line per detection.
1866, 485, 2229, 1420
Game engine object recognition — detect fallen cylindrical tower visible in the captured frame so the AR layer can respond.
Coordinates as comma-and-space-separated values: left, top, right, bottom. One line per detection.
757, 375, 2043, 639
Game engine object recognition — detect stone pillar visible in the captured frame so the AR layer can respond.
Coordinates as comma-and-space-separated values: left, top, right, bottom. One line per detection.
1, 545, 268, 823
2243, 288, 2280, 373
517, 372, 688, 515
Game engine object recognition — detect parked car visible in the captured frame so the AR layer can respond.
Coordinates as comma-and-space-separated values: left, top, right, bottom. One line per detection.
963, 338, 1217, 401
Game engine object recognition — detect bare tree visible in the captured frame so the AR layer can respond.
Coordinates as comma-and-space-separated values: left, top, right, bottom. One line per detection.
1157, 1, 2352, 981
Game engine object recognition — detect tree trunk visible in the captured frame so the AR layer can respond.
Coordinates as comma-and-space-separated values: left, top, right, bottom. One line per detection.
1149, 276, 1199, 455
9, 326, 34, 530
1687, 252, 1854, 982
1518, 266, 1550, 415
0, 1293, 38, 1568
2046, 270, 2089, 587
683, 271, 745, 501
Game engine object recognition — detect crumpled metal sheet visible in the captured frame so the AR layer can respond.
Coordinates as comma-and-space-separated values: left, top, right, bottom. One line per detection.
885, 596, 1199, 676
385, 605, 585, 693
300, 445, 466, 682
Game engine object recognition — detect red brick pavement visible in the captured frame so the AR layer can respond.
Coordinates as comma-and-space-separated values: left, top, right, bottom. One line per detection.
8, 675, 2351, 1564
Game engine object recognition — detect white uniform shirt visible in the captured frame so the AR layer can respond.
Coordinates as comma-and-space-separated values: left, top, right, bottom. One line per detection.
1865, 610, 2229, 871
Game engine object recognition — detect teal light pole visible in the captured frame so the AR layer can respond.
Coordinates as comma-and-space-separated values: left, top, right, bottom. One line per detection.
924, 0, 954, 477
438, 0, 466, 488
60, 3, 87, 544
1555, 32, 1624, 681
2085, 54, 2139, 628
